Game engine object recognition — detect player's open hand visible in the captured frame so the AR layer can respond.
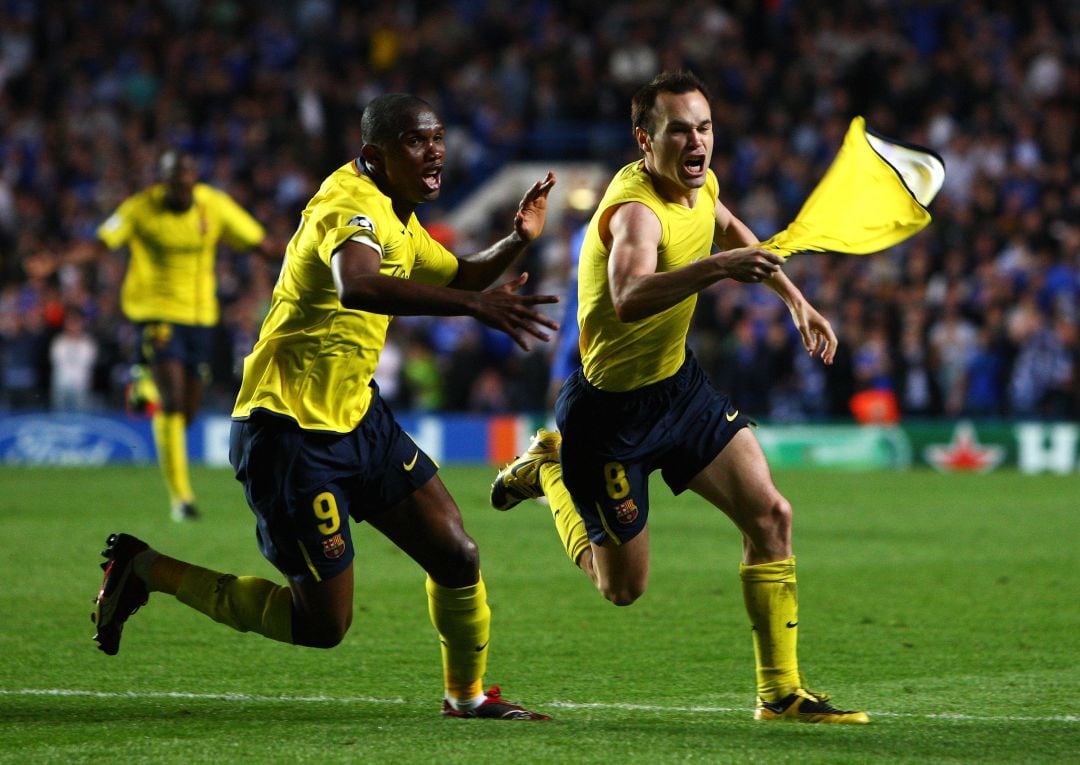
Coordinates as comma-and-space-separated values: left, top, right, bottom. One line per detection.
470, 272, 560, 351
789, 302, 838, 365
513, 172, 557, 243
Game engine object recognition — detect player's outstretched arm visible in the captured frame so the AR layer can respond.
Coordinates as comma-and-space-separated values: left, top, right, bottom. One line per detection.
512, 171, 557, 242
333, 241, 558, 351
464, 272, 559, 351
608, 202, 783, 323
715, 196, 836, 363
764, 269, 838, 365
450, 172, 557, 290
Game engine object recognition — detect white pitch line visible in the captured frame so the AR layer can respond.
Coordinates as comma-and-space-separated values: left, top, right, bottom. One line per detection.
548, 700, 1080, 723
1, 689, 1076, 724
0, 689, 405, 705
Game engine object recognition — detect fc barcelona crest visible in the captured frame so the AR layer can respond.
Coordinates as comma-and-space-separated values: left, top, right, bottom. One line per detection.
614, 499, 639, 525
322, 533, 346, 559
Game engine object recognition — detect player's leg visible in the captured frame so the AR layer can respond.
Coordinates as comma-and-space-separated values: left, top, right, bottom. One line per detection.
369, 473, 479, 587
149, 354, 185, 414
687, 428, 797, 693
688, 428, 867, 723
491, 429, 652, 603
557, 380, 655, 606
687, 428, 791, 564
368, 475, 547, 719
493, 364, 658, 599
368, 475, 486, 704
93, 415, 362, 654
490, 429, 593, 580
180, 363, 205, 426
588, 529, 650, 606
148, 355, 198, 520
126, 363, 161, 414
558, 445, 652, 605
91, 532, 332, 654
137, 319, 197, 521
147, 544, 351, 647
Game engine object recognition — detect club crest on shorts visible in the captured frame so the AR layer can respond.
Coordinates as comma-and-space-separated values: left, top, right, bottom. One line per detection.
614, 499, 639, 525
322, 533, 346, 559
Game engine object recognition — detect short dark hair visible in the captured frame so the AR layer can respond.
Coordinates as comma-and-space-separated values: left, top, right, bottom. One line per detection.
360, 93, 436, 146
158, 148, 195, 179
631, 71, 711, 136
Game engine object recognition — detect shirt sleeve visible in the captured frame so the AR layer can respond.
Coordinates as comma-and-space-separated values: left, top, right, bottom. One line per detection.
319, 210, 384, 267
409, 221, 459, 286
213, 188, 267, 251
96, 197, 136, 250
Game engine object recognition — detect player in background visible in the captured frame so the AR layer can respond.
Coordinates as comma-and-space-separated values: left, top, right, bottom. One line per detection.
92, 94, 556, 720
545, 222, 585, 408
491, 71, 869, 723
94, 149, 275, 521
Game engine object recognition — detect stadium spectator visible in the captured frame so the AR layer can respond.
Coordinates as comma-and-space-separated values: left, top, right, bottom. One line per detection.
0, 1, 1075, 422
402, 334, 444, 411
928, 293, 979, 416
895, 311, 942, 417
92, 93, 558, 721
545, 221, 585, 407
48, 309, 98, 412
0, 295, 48, 410
1007, 302, 1076, 418
370, 321, 405, 406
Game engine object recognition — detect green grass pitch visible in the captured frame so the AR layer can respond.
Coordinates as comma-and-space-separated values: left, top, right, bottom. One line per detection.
1, 464, 1077, 763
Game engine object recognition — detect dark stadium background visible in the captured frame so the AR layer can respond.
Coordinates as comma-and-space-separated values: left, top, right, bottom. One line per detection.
0, 1, 1075, 424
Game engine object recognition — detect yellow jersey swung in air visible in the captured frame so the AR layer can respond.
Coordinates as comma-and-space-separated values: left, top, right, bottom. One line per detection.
97, 183, 266, 326
577, 161, 719, 392
760, 116, 945, 257
232, 160, 459, 433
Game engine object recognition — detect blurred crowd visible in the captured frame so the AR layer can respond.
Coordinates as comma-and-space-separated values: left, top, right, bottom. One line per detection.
1, 0, 1076, 421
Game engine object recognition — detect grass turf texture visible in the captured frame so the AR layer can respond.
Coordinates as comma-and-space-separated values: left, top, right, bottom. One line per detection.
1, 465, 1076, 763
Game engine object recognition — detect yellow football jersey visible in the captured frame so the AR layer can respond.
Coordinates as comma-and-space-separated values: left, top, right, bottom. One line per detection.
577, 161, 718, 392
232, 160, 459, 432
760, 116, 944, 257
97, 183, 265, 326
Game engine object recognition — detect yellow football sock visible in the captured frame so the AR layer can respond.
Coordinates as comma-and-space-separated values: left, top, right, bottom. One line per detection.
134, 365, 161, 406
740, 556, 801, 701
539, 462, 590, 565
426, 575, 490, 704
152, 411, 194, 504
175, 565, 293, 644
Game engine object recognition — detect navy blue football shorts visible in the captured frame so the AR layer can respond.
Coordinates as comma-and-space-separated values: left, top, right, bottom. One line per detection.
135, 321, 214, 378
554, 350, 752, 546
229, 387, 439, 583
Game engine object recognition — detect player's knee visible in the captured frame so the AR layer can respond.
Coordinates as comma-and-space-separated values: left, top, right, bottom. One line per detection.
428, 535, 480, 588
753, 494, 792, 553
599, 581, 645, 607
301, 623, 350, 649
294, 611, 352, 649
308, 631, 344, 649
766, 495, 793, 537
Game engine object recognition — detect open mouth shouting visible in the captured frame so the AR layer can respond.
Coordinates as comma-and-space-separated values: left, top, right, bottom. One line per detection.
683, 153, 707, 180
422, 165, 443, 194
